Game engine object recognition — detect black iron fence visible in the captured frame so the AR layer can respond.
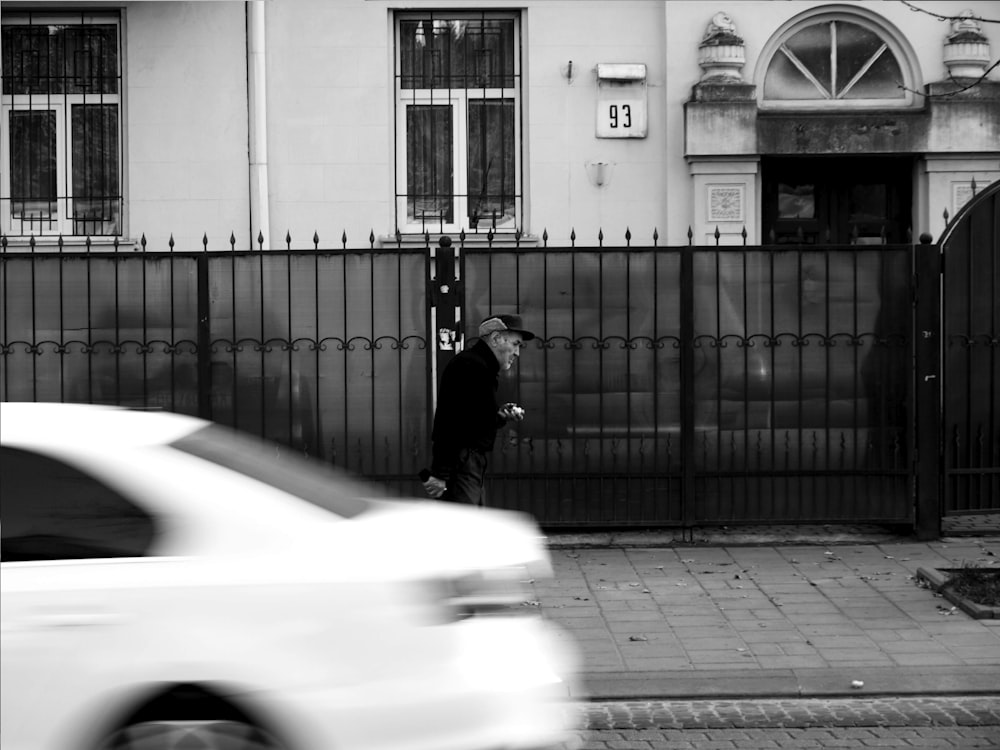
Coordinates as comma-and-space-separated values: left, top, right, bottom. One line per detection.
0, 239, 432, 483
458, 242, 913, 526
2, 233, 922, 530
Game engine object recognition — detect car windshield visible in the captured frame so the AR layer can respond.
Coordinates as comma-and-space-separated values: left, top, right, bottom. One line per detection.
172, 424, 381, 519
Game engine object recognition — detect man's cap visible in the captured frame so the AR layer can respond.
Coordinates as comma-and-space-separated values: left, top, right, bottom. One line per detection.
479, 314, 536, 341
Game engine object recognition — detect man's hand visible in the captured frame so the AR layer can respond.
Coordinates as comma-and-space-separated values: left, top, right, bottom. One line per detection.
499, 402, 525, 422
421, 475, 447, 499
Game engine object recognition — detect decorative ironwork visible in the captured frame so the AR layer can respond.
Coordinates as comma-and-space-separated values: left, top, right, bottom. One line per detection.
0, 226, 953, 528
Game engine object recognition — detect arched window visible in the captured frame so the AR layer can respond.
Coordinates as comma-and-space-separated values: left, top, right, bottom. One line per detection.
758, 9, 920, 109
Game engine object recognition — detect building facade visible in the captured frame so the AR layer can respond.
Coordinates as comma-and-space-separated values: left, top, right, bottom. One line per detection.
2, 1, 997, 251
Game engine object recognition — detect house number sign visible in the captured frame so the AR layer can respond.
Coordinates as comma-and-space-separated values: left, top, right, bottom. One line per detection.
595, 63, 648, 139
597, 99, 647, 138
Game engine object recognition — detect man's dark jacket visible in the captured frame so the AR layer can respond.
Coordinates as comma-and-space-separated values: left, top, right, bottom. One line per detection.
430, 339, 505, 477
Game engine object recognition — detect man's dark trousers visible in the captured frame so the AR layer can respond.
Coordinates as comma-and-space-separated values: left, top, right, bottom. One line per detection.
443, 448, 488, 506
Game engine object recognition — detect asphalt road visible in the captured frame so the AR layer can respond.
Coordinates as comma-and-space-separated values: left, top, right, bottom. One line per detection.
567, 696, 1000, 749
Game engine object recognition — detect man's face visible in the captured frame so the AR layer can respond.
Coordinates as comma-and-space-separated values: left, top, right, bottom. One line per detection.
492, 332, 525, 371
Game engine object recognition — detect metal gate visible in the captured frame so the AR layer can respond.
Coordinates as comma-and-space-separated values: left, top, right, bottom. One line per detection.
2, 235, 917, 529
939, 180, 1000, 519
436, 240, 914, 528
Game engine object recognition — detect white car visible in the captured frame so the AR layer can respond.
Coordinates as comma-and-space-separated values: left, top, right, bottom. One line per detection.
1, 402, 578, 750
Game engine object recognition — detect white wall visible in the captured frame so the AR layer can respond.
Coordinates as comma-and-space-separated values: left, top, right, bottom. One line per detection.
261, 0, 672, 247
126, 2, 250, 251
523, 1, 667, 246
263, 0, 392, 248
115, 0, 999, 249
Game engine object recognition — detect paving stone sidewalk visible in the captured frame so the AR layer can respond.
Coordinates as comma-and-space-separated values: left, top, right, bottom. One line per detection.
534, 529, 1000, 701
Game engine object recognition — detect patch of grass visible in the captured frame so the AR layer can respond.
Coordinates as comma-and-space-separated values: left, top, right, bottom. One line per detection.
941, 563, 1000, 607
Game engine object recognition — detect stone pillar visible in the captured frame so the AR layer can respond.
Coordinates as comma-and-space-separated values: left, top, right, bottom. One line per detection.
684, 12, 761, 244
921, 11, 1000, 240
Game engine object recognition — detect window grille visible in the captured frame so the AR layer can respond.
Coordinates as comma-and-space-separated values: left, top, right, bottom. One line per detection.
1, 12, 123, 237
394, 12, 522, 235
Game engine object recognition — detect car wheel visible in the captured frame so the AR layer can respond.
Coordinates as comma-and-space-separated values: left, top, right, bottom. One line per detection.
97, 719, 286, 750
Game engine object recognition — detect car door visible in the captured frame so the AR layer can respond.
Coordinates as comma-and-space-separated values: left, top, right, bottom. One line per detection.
0, 446, 158, 750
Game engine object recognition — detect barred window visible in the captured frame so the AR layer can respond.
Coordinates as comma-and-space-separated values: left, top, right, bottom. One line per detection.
394, 12, 522, 235
1, 13, 123, 237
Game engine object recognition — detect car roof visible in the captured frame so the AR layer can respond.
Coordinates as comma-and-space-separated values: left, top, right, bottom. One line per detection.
0, 402, 207, 448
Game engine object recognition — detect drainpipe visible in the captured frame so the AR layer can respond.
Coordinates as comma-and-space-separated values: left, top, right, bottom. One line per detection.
247, 0, 271, 249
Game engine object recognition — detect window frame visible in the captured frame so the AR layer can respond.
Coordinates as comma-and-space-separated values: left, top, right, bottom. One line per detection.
393, 11, 523, 236
756, 9, 920, 111
1, 11, 124, 238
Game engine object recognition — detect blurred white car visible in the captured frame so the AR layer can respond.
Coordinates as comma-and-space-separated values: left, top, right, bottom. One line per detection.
1, 402, 578, 750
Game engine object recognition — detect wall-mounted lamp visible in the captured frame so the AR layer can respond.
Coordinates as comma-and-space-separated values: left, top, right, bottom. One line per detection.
562, 60, 574, 82
585, 160, 614, 187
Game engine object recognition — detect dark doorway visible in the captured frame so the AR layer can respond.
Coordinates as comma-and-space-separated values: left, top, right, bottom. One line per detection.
762, 156, 914, 244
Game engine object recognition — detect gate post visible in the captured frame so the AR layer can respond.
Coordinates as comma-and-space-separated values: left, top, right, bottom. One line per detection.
914, 235, 941, 540
680, 245, 696, 530
197, 254, 212, 420
429, 236, 461, 413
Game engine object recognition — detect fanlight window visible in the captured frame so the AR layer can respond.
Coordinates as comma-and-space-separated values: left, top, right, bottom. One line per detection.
763, 18, 911, 107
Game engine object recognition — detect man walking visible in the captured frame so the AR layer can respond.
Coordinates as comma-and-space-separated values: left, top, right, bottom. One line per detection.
422, 314, 535, 505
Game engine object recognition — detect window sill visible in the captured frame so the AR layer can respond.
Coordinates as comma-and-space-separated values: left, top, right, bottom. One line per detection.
377, 232, 541, 250
1, 235, 137, 253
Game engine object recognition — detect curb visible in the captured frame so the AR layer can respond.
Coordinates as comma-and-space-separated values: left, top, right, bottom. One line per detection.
543, 514, 1000, 549
545, 525, 919, 549
573, 665, 1000, 701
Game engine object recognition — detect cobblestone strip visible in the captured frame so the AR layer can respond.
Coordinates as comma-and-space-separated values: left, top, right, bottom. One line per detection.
571, 726, 1000, 750
574, 696, 1000, 730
